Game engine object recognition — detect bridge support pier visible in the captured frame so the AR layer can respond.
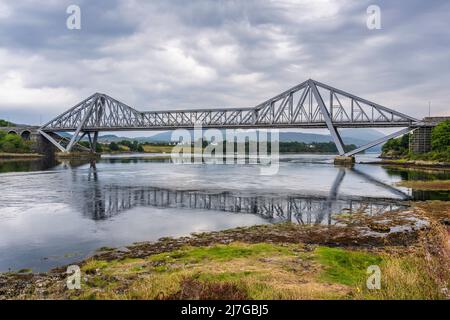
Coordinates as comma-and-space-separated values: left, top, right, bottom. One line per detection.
334, 156, 355, 166
87, 131, 99, 153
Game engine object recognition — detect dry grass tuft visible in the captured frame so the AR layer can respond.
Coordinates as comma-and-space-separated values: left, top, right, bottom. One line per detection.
163, 277, 248, 300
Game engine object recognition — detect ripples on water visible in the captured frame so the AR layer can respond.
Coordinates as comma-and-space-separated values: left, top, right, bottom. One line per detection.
0, 153, 448, 272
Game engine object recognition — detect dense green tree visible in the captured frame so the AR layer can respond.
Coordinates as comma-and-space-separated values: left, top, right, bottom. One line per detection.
132, 140, 140, 151
109, 141, 119, 151
382, 134, 409, 155
214, 140, 356, 154
0, 131, 30, 153
79, 141, 90, 148
117, 139, 144, 152
431, 120, 450, 151
78, 141, 103, 153
119, 140, 132, 148
400, 133, 410, 149
382, 138, 399, 153
382, 122, 449, 162
0, 119, 14, 127
95, 143, 103, 153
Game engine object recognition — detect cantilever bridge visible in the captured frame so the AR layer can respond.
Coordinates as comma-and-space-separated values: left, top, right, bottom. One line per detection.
39, 79, 423, 156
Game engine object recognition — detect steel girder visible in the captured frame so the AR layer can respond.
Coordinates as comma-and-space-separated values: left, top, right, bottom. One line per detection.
40, 79, 420, 154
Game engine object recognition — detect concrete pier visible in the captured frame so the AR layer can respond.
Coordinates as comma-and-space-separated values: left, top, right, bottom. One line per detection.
334, 156, 355, 166
409, 117, 450, 154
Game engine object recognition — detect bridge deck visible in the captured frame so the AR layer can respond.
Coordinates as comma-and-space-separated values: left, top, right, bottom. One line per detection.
41, 121, 415, 132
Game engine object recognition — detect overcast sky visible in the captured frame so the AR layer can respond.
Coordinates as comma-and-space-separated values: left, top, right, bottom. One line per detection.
0, 0, 449, 128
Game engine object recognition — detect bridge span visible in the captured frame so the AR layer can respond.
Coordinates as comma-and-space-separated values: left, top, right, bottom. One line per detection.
39, 79, 423, 157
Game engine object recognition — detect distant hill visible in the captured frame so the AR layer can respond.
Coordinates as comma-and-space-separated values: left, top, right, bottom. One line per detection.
341, 128, 385, 141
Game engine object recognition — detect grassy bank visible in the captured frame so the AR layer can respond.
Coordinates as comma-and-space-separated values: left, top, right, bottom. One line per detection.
0, 130, 32, 154
0, 152, 42, 159
56, 152, 101, 160
1, 201, 448, 300
74, 244, 379, 299
142, 145, 173, 153
363, 159, 450, 171
396, 180, 450, 190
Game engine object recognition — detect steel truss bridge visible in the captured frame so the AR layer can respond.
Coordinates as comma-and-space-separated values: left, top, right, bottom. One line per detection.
39, 79, 422, 156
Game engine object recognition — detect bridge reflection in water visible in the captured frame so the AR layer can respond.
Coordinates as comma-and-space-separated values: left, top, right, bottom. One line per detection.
80, 165, 408, 224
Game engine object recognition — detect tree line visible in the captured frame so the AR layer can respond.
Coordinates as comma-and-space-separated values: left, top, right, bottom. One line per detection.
0, 119, 14, 127
382, 120, 450, 162
0, 130, 30, 153
181, 139, 357, 154
79, 140, 145, 153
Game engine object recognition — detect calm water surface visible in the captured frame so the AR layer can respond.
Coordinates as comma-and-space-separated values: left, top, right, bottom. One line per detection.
0, 153, 448, 272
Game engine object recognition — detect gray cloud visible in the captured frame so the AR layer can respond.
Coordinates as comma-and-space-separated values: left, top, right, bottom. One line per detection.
0, 0, 449, 126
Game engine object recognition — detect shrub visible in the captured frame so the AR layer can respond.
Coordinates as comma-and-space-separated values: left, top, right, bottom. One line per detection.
0, 132, 30, 153
109, 142, 119, 151
431, 120, 450, 152
382, 133, 410, 155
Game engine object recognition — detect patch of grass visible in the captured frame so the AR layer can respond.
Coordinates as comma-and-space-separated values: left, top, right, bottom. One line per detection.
17, 268, 32, 274
315, 247, 382, 286
197, 271, 257, 282
130, 265, 144, 273
356, 217, 450, 300
396, 180, 450, 190
68, 244, 375, 300
81, 259, 112, 273
121, 272, 186, 300
70, 243, 350, 300
148, 243, 295, 265
164, 276, 249, 300
85, 276, 111, 288
142, 145, 173, 153
359, 255, 445, 300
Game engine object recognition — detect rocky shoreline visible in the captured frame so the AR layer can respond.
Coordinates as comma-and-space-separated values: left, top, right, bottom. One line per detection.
361, 158, 450, 171
0, 201, 448, 300
0, 152, 43, 160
